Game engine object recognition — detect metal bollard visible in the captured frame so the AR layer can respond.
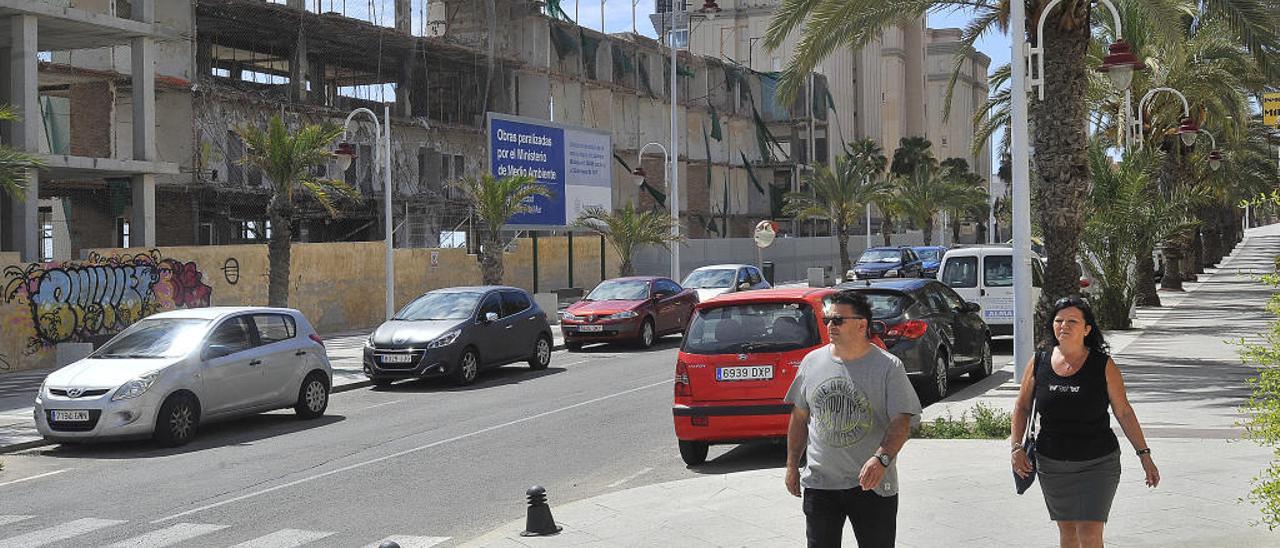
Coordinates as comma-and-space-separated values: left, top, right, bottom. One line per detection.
520, 485, 563, 536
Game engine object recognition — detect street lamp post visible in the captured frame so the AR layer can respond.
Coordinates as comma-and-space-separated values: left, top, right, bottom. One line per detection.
1130, 87, 1196, 151
632, 141, 671, 194
334, 106, 395, 320
1013, 0, 1141, 379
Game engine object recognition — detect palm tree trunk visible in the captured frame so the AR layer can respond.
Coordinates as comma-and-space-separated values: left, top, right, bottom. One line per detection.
480, 227, 504, 285
267, 206, 292, 308
1161, 237, 1185, 291
922, 217, 933, 246
881, 218, 893, 247
619, 259, 634, 277
836, 224, 851, 276
1179, 251, 1196, 282
1029, 6, 1092, 346
1202, 211, 1222, 267
950, 215, 961, 244
1134, 245, 1160, 307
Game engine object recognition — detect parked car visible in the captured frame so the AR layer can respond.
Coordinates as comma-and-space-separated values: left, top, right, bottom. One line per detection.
912, 246, 948, 278
681, 263, 772, 302
671, 288, 888, 465
836, 279, 992, 402
938, 245, 1044, 337
845, 246, 926, 281
364, 286, 553, 387
561, 276, 698, 351
35, 307, 333, 447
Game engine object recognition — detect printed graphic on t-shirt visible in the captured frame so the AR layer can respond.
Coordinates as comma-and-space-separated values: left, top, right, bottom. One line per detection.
1048, 384, 1081, 393
811, 376, 874, 448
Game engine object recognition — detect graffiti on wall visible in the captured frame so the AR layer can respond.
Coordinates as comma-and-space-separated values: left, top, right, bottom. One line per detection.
2, 250, 213, 352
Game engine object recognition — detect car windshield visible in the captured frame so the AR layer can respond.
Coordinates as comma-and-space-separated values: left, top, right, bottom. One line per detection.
394, 291, 482, 320
91, 318, 210, 359
916, 249, 942, 262
682, 302, 820, 355
682, 269, 735, 289
586, 280, 650, 301
858, 249, 901, 263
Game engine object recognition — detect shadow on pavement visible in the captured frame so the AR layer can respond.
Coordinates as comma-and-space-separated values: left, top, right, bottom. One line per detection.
689, 440, 787, 475
564, 337, 683, 354
372, 365, 567, 393
31, 414, 346, 459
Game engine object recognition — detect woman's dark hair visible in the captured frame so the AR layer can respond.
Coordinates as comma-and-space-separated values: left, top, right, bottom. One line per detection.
830, 290, 873, 337
1043, 295, 1109, 353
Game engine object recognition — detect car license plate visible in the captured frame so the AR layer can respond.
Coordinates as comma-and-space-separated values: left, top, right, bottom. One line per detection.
716, 366, 773, 381
578, 325, 603, 332
381, 354, 413, 363
51, 410, 90, 422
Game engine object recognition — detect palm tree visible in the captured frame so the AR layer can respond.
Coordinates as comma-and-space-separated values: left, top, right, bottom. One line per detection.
573, 203, 682, 276
766, 0, 1280, 334
236, 115, 360, 307
452, 174, 552, 284
891, 163, 953, 246
940, 158, 990, 243
783, 153, 892, 274
890, 136, 935, 177
0, 105, 42, 199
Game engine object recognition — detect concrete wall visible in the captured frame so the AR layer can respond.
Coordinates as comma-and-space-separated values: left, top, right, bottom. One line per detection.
0, 237, 618, 373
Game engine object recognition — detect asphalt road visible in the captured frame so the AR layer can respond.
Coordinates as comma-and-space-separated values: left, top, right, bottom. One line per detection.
0, 337, 1013, 547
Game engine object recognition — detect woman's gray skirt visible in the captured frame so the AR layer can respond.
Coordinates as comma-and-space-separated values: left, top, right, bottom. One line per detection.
1037, 449, 1121, 522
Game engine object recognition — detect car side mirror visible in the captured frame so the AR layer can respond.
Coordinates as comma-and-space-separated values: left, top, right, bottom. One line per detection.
204, 343, 234, 361
870, 320, 887, 336
962, 302, 981, 313
484, 312, 499, 324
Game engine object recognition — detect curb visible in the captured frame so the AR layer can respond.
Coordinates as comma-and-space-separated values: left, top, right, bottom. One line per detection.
0, 438, 51, 455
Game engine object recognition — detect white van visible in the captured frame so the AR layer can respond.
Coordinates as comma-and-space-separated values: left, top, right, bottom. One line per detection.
938, 245, 1044, 337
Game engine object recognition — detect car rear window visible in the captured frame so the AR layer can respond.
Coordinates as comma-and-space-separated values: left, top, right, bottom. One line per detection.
825, 291, 911, 319
682, 302, 819, 355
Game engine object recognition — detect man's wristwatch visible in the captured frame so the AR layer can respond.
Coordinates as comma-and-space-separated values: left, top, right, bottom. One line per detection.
874, 453, 891, 467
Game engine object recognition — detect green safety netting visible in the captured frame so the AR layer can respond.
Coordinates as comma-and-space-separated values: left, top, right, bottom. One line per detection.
545, 0, 574, 22
581, 31, 601, 78
637, 59, 656, 98
108, 178, 131, 217
709, 107, 722, 141
740, 151, 765, 195
613, 153, 666, 207
611, 47, 633, 83
550, 24, 577, 60
702, 123, 713, 189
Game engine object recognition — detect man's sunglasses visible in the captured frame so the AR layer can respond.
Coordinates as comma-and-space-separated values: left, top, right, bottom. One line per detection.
823, 316, 866, 326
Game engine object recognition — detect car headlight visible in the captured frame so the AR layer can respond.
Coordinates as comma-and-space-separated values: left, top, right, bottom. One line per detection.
364, 334, 374, 348
884, 268, 900, 277
560, 311, 577, 321
427, 329, 461, 349
606, 310, 638, 320
111, 372, 160, 402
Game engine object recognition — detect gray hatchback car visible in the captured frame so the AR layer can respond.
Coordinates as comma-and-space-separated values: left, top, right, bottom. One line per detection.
363, 286, 553, 386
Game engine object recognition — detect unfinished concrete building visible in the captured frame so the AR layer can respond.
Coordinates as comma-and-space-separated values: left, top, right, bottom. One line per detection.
8, 0, 831, 261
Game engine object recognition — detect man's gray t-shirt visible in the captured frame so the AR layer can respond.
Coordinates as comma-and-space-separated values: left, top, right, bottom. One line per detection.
784, 344, 922, 496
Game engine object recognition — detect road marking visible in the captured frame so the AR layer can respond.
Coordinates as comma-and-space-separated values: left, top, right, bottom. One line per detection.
349, 399, 403, 412
0, 518, 126, 548
0, 469, 68, 488
0, 516, 33, 527
227, 528, 336, 548
153, 377, 670, 523
606, 466, 653, 488
362, 536, 450, 548
105, 522, 228, 547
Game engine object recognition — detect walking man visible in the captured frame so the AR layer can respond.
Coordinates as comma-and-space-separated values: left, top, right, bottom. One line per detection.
785, 290, 922, 547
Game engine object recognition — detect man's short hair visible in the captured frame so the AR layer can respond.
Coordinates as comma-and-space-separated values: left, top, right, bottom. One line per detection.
829, 290, 873, 336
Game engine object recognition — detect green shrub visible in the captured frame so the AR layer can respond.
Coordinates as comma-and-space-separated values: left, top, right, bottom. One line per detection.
912, 403, 1011, 439
1241, 272, 1280, 529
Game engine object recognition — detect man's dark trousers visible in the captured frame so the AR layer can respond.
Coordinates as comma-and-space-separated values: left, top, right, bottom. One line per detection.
803, 487, 898, 548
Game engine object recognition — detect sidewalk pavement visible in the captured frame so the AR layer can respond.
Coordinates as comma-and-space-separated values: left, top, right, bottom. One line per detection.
461, 225, 1280, 547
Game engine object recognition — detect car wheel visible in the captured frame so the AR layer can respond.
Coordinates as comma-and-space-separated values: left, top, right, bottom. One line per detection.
566, 342, 583, 352
678, 440, 709, 466
294, 372, 329, 419
452, 348, 479, 386
637, 319, 656, 349
153, 393, 199, 448
919, 349, 950, 403
971, 339, 993, 380
528, 334, 552, 370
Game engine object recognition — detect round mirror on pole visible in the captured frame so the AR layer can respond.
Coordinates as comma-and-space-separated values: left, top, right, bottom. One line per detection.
1096, 40, 1144, 91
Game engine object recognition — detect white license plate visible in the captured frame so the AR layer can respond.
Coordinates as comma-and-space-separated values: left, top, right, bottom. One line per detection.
717, 366, 774, 381
578, 325, 604, 332
51, 410, 90, 422
381, 354, 413, 363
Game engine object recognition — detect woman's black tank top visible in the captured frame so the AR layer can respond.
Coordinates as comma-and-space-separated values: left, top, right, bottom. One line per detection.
1034, 349, 1119, 461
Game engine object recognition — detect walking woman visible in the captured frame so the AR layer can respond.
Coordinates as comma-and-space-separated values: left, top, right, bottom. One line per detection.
1011, 296, 1160, 547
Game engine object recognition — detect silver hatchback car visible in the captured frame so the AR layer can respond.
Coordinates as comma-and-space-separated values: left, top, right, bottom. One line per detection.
34, 307, 333, 447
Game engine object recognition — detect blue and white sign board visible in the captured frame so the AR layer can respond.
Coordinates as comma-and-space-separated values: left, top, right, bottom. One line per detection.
487, 112, 612, 228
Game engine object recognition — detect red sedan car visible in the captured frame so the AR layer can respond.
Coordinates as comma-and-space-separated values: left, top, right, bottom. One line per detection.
672, 288, 886, 465
561, 276, 699, 351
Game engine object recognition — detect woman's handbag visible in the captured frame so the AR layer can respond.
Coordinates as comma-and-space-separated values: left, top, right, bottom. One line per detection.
1014, 351, 1041, 495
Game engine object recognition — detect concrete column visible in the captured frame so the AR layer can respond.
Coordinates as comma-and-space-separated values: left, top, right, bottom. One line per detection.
130, 0, 155, 23
130, 174, 156, 247
308, 57, 327, 105
196, 36, 212, 77
395, 54, 414, 117
395, 0, 412, 34
289, 31, 308, 102
6, 15, 39, 261
286, 0, 306, 8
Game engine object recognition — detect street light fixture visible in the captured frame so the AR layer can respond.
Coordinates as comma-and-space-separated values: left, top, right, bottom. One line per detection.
338, 106, 395, 321
1176, 117, 1200, 147
1208, 149, 1223, 171
1096, 40, 1145, 92
1132, 87, 1193, 151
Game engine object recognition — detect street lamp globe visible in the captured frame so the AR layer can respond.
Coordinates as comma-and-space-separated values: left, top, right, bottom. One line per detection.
1176, 117, 1199, 147
631, 167, 647, 187
1096, 40, 1145, 91
333, 142, 356, 172
1208, 150, 1223, 171
697, 0, 722, 19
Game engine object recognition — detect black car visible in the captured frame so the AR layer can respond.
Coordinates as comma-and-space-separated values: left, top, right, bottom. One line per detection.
834, 278, 992, 402
845, 246, 927, 281
363, 286, 554, 386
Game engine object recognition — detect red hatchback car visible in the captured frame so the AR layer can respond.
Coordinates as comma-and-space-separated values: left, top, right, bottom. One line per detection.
672, 288, 886, 465
561, 276, 698, 350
